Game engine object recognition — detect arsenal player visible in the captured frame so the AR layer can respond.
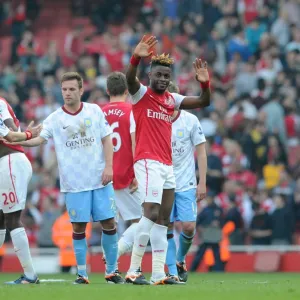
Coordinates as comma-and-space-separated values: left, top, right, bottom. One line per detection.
124, 36, 211, 285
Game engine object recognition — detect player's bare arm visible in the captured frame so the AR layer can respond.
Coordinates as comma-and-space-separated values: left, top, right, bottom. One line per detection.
196, 142, 207, 202
4, 131, 30, 143
4, 118, 18, 131
129, 131, 138, 194
180, 59, 211, 109
101, 135, 113, 186
8, 136, 46, 147
2, 122, 42, 143
126, 35, 158, 95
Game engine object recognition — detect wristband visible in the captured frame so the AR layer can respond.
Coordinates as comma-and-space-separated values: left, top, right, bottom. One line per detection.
130, 55, 141, 66
25, 130, 32, 140
200, 81, 210, 89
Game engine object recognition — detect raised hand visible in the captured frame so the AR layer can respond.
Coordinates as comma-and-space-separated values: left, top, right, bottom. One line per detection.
27, 121, 42, 138
133, 35, 158, 58
193, 58, 209, 83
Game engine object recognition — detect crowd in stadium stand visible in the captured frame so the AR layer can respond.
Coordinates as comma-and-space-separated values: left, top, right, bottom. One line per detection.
0, 0, 299, 248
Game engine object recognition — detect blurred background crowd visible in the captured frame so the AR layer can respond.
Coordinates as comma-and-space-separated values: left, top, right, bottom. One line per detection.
0, 0, 299, 249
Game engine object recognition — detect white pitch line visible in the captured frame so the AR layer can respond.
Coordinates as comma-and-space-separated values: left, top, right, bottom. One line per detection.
40, 279, 71, 282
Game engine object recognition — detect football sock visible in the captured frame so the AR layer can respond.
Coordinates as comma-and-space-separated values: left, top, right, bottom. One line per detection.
73, 232, 88, 278
150, 223, 168, 281
102, 228, 118, 274
166, 229, 178, 276
128, 216, 154, 273
177, 231, 195, 263
0, 229, 6, 248
118, 222, 138, 258
10, 227, 36, 280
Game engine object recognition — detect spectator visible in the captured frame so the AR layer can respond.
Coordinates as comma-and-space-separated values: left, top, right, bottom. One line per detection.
261, 92, 287, 145
190, 191, 223, 272
224, 193, 244, 245
271, 194, 294, 245
63, 25, 83, 67
37, 41, 61, 77
205, 138, 224, 195
249, 201, 272, 245
17, 30, 42, 71
227, 27, 252, 62
36, 196, 61, 248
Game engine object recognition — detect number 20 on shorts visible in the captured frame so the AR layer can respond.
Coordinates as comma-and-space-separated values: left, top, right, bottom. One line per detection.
2, 192, 17, 206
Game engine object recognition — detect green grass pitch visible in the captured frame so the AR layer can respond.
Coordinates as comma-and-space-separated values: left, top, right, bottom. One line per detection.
0, 273, 299, 300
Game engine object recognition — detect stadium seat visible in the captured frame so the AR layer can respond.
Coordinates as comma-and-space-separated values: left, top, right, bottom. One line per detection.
254, 252, 281, 272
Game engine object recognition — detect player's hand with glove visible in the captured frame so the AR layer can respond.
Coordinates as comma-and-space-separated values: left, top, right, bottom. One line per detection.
102, 165, 113, 186
196, 183, 206, 202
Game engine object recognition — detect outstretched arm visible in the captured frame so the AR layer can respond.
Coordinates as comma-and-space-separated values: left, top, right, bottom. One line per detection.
4, 131, 29, 143
126, 59, 141, 95
179, 59, 211, 109
2, 121, 42, 143
8, 136, 47, 147
126, 35, 158, 95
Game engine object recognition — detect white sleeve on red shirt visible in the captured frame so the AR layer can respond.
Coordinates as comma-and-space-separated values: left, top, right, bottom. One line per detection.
129, 111, 136, 134
130, 84, 147, 104
0, 100, 12, 121
171, 93, 186, 109
0, 118, 9, 137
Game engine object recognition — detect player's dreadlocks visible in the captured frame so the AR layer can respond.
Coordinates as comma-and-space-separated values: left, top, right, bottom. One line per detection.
150, 53, 174, 68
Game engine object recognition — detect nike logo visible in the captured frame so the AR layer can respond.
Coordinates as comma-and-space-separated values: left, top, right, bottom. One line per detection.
63, 126, 70, 129
9, 205, 15, 209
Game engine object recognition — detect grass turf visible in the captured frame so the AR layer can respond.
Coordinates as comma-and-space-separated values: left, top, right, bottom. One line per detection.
0, 273, 299, 300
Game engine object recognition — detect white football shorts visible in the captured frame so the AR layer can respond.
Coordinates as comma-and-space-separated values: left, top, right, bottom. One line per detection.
0, 153, 32, 213
134, 159, 176, 204
114, 187, 142, 221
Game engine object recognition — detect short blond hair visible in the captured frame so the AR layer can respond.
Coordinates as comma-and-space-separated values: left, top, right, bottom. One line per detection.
150, 53, 174, 68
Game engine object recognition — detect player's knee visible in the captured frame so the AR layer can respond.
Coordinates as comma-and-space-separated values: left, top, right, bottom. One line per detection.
4, 211, 22, 231
4, 219, 19, 231
143, 203, 160, 222
100, 217, 116, 230
72, 222, 87, 233
182, 222, 196, 237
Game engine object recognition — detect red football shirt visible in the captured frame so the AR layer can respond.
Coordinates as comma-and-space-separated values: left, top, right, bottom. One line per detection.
131, 84, 185, 165
102, 102, 135, 190
0, 97, 24, 153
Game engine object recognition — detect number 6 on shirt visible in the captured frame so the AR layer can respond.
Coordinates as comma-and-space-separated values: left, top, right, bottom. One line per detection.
111, 121, 122, 152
